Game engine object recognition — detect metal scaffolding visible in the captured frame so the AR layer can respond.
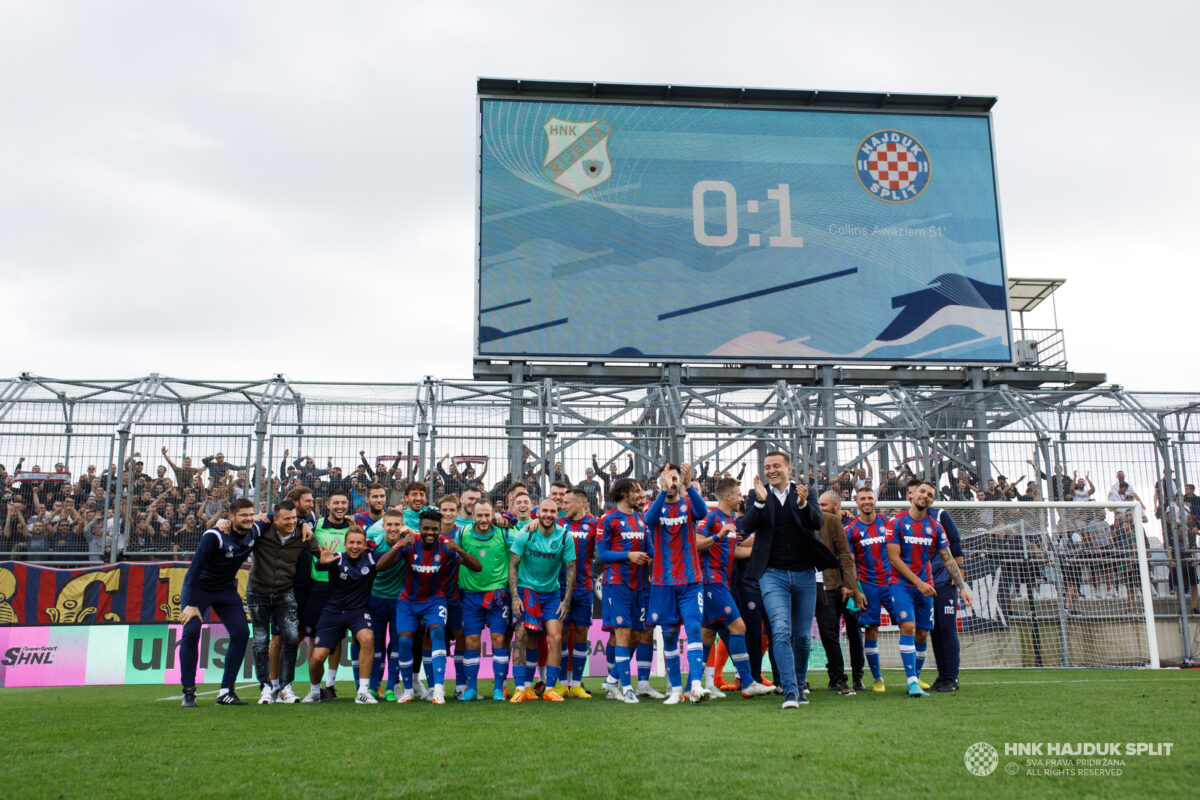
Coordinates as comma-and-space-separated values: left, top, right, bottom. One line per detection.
1, 374, 1197, 663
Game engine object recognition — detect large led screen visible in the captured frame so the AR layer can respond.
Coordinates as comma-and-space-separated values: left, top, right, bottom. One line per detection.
478, 97, 1011, 363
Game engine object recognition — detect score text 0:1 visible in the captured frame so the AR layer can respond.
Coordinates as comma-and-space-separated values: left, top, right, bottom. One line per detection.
692, 181, 804, 248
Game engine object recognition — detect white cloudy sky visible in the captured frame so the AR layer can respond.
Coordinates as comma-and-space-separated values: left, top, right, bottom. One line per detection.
0, 1, 1195, 391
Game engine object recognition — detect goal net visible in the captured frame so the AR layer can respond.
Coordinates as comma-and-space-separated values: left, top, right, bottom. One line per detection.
833, 501, 1159, 670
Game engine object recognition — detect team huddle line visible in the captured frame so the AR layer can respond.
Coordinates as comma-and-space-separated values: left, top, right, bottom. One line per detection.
176, 451, 972, 708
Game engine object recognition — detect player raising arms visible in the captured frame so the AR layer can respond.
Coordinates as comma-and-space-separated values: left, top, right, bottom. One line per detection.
597, 477, 652, 704
696, 478, 774, 699
304, 524, 404, 705
457, 498, 515, 701
644, 462, 710, 704
508, 498, 575, 703
845, 485, 895, 692
557, 488, 599, 698
885, 480, 974, 697
394, 510, 482, 704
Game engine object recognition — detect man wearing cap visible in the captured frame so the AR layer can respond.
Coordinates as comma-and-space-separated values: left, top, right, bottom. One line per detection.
578, 468, 603, 517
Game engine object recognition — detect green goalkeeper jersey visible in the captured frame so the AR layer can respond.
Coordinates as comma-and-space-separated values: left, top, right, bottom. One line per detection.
310, 516, 348, 582
456, 522, 513, 593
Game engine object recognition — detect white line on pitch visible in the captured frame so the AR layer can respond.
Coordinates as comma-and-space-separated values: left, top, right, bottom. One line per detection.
156, 682, 258, 701
962, 677, 1182, 686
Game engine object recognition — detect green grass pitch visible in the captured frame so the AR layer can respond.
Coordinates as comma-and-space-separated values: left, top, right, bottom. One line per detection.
2, 669, 1196, 799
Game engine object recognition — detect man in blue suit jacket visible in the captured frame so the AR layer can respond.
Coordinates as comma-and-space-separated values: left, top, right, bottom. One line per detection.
742, 451, 838, 709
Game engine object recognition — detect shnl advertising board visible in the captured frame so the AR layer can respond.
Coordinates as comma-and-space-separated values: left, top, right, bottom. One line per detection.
478, 91, 1011, 364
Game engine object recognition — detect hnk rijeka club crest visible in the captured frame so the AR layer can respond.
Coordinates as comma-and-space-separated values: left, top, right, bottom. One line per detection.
541, 117, 612, 196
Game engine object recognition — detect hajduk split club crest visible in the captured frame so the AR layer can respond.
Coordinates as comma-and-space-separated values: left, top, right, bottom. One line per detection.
856, 130, 931, 203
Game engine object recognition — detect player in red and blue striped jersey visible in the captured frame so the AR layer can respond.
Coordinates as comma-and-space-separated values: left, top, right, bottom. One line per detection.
845, 485, 896, 692
557, 488, 599, 698
597, 477, 653, 704
644, 462, 710, 704
696, 478, 774, 699
885, 480, 973, 697
393, 510, 482, 704
437, 495, 468, 699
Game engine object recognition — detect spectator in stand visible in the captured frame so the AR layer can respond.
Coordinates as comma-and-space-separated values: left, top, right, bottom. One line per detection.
577, 467, 603, 516
1081, 508, 1115, 596
27, 520, 50, 562
1107, 471, 1133, 502
1111, 481, 1149, 522
486, 472, 515, 508
1027, 458, 1074, 502
877, 470, 905, 502
84, 509, 106, 562
696, 461, 716, 497
202, 453, 243, 487
200, 486, 226, 526
942, 475, 977, 502
436, 454, 466, 497
72, 476, 91, 507
528, 458, 569, 489
980, 479, 1004, 501
102, 509, 124, 562
151, 520, 177, 558
349, 464, 371, 512
3, 498, 28, 557
460, 462, 487, 492
1019, 482, 1040, 502
161, 447, 205, 489
996, 473, 1022, 501
151, 465, 173, 495
852, 463, 873, 491
324, 462, 353, 502
359, 450, 407, 504
52, 518, 87, 564
1072, 472, 1096, 501
833, 468, 854, 498
592, 453, 634, 508
176, 514, 205, 552
1183, 484, 1200, 525
428, 467, 447, 503
282, 452, 329, 485
52, 497, 81, 529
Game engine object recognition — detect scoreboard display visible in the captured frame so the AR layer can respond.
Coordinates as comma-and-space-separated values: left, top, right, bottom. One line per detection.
477, 85, 1011, 364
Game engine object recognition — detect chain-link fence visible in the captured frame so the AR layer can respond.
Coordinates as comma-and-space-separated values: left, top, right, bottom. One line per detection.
1, 374, 1197, 662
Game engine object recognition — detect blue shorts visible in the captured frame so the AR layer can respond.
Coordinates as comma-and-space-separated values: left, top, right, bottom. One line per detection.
889, 583, 934, 631
858, 582, 896, 627
701, 583, 741, 629
518, 587, 561, 633
301, 582, 331, 637
602, 583, 647, 632
462, 589, 511, 637
446, 598, 463, 633
313, 607, 372, 650
368, 594, 398, 637
648, 582, 704, 630
564, 586, 594, 629
396, 597, 448, 633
